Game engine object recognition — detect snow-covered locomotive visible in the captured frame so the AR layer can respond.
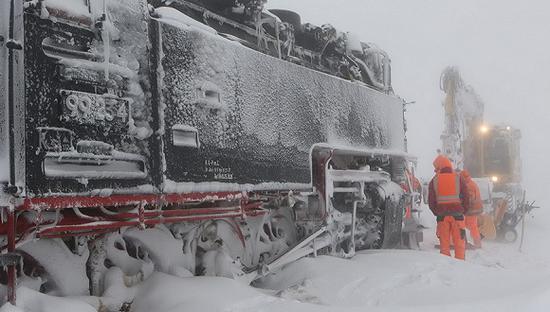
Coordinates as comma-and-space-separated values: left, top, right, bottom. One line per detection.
0, 0, 415, 307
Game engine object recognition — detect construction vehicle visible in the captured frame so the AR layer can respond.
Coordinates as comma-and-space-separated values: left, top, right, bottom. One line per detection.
0, 0, 421, 307
439, 66, 535, 243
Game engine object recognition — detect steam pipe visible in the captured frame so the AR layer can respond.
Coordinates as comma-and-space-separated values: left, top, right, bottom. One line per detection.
5, 0, 20, 304
8, 0, 16, 190
7, 205, 16, 304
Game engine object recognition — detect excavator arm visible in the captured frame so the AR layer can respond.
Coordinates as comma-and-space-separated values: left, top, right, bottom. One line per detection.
439, 66, 484, 169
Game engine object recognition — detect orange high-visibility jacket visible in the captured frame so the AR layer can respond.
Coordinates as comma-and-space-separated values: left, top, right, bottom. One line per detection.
466, 179, 483, 215
428, 167, 470, 216
434, 172, 461, 205
460, 170, 483, 215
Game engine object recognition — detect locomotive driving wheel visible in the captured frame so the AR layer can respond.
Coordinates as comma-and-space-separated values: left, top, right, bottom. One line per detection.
256, 208, 298, 265
196, 219, 248, 278
88, 232, 154, 297
0, 250, 49, 294
0, 238, 90, 297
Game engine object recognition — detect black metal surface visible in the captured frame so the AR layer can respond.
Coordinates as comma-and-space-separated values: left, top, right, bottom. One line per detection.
159, 22, 405, 187
23, 9, 155, 195
19, 3, 405, 196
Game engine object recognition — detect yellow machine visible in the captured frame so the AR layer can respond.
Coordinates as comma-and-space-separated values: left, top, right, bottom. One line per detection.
439, 67, 535, 243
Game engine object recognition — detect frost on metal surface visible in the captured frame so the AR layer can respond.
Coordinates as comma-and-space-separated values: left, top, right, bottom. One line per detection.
19, 0, 406, 195
159, 19, 405, 186
0, 0, 9, 184
42, 150, 148, 180
162, 179, 311, 193
39, 0, 91, 20
154, 6, 217, 34
23, 0, 156, 195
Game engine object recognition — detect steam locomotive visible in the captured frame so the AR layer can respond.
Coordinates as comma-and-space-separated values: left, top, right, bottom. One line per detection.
0, 0, 416, 307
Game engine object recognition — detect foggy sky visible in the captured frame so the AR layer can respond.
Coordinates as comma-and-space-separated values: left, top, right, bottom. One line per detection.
269, 0, 550, 205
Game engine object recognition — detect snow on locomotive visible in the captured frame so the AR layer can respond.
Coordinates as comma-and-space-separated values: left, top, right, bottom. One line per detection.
0, 0, 416, 307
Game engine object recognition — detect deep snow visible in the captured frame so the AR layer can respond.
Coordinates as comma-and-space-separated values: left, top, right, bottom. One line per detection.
4, 205, 549, 312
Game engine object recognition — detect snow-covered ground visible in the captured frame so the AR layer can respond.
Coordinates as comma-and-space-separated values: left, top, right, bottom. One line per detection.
4, 204, 548, 312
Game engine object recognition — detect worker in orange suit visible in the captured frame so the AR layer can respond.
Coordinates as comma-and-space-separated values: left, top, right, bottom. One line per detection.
460, 170, 483, 248
432, 154, 447, 239
428, 155, 470, 260
432, 154, 451, 239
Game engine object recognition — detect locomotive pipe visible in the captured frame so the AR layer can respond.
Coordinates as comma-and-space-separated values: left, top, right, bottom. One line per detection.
37, 211, 245, 237
99, 205, 120, 216
73, 207, 102, 221
7, 0, 16, 191
5, 0, 21, 304
2, 202, 266, 242
7, 206, 16, 304
34, 202, 266, 237
348, 201, 358, 257
20, 192, 244, 211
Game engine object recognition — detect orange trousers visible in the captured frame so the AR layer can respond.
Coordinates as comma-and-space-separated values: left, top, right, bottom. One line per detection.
465, 215, 482, 248
437, 216, 466, 260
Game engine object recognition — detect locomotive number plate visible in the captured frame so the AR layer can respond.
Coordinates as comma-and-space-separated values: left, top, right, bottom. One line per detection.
60, 89, 129, 124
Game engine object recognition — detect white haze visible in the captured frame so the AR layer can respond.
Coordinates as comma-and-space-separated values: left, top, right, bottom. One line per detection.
268, 0, 550, 207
